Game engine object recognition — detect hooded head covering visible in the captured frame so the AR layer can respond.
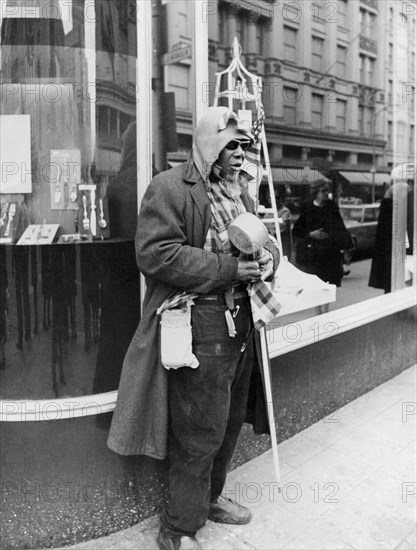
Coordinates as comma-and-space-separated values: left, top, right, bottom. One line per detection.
192, 107, 254, 182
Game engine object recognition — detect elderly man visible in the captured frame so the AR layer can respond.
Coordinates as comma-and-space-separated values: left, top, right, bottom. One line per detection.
108, 107, 279, 550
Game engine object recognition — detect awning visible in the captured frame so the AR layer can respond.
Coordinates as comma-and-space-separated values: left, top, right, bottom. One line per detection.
339, 171, 370, 184
369, 173, 390, 186
338, 171, 389, 186
271, 168, 329, 185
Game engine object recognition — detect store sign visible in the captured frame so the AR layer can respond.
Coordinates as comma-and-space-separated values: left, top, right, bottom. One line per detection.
162, 45, 192, 65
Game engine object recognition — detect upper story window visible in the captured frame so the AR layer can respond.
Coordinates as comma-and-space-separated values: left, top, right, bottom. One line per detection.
311, 93, 324, 129
336, 99, 347, 133
218, 4, 228, 46
312, 36, 324, 72
255, 18, 267, 55
367, 57, 375, 86
409, 87, 416, 113
358, 105, 365, 135
360, 8, 376, 39
337, 0, 348, 27
387, 120, 393, 149
389, 7, 394, 31
283, 25, 297, 63
359, 54, 375, 86
235, 14, 246, 49
336, 45, 347, 79
359, 54, 365, 83
388, 79, 393, 106
283, 86, 298, 125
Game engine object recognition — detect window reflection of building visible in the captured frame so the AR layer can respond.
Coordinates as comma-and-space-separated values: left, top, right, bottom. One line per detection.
0, 1, 141, 401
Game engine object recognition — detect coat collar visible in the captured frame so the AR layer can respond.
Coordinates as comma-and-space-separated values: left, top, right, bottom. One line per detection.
183, 153, 255, 217
183, 154, 201, 184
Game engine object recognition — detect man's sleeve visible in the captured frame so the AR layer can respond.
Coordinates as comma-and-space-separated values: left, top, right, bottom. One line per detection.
135, 177, 238, 294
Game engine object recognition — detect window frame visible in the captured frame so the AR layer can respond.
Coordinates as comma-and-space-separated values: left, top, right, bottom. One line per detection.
283, 25, 297, 64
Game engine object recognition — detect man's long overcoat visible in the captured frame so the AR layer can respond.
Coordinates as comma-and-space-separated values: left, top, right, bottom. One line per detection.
107, 157, 276, 460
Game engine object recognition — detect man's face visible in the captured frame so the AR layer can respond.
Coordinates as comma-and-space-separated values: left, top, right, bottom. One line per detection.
216, 139, 251, 179
316, 185, 330, 205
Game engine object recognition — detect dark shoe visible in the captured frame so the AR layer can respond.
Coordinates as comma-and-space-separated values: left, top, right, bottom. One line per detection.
157, 525, 201, 550
208, 495, 252, 525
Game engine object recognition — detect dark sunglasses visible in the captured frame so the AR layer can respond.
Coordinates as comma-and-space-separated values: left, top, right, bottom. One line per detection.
225, 140, 251, 151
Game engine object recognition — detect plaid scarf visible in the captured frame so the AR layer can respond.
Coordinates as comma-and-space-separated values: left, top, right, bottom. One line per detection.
204, 176, 281, 330
204, 177, 246, 254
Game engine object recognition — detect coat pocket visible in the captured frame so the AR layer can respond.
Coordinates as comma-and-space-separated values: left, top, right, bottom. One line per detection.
160, 307, 199, 370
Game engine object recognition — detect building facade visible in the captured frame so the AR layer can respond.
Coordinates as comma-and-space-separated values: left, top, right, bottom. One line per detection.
161, 0, 416, 200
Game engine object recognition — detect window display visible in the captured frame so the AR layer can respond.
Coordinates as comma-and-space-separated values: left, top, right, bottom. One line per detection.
0, 0, 141, 398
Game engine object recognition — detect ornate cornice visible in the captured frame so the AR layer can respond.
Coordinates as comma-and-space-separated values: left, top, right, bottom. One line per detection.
219, 0, 274, 18
357, 85, 380, 106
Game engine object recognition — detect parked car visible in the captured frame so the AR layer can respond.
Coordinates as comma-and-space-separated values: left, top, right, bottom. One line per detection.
339, 203, 380, 259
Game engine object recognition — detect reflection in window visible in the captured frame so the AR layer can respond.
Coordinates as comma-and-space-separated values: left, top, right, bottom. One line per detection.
336, 45, 347, 79
0, 0, 141, 399
283, 26, 297, 63
311, 94, 323, 129
283, 86, 298, 125
312, 36, 324, 72
336, 100, 347, 133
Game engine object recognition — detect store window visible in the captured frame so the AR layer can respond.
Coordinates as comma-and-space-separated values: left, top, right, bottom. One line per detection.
0, 0, 141, 399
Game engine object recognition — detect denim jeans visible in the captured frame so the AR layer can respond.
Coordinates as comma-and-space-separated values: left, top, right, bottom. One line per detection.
161, 295, 254, 536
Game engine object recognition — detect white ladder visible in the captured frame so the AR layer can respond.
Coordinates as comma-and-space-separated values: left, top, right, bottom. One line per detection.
212, 38, 283, 259
212, 37, 282, 487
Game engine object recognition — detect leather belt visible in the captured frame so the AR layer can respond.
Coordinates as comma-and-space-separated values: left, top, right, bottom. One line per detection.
194, 284, 248, 306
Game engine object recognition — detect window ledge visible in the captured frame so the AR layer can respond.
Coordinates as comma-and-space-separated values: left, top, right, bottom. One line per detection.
1, 288, 415, 422
267, 286, 416, 358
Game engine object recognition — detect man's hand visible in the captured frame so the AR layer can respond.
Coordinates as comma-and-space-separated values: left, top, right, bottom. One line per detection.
236, 260, 261, 282
258, 248, 274, 281
309, 229, 329, 240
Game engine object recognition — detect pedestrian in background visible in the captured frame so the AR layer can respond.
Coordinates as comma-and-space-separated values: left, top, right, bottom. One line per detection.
293, 180, 353, 302
275, 191, 293, 260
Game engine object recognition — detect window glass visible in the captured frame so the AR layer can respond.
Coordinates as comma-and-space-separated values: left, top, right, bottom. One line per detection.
312, 36, 324, 72
336, 45, 347, 79
283, 86, 297, 125
283, 26, 297, 63
311, 94, 323, 129
0, 0, 141, 399
336, 99, 347, 133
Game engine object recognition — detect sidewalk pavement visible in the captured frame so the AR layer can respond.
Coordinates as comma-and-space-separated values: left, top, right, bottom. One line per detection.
61, 364, 417, 550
